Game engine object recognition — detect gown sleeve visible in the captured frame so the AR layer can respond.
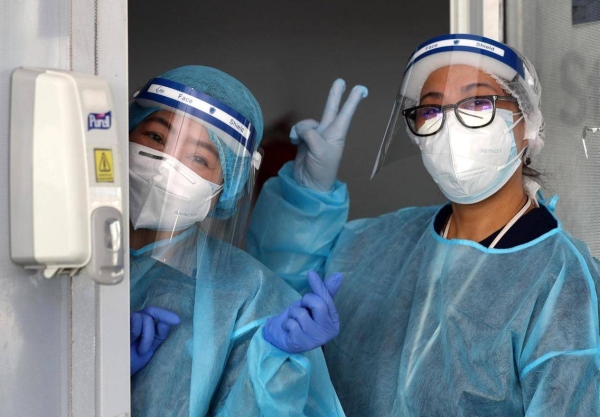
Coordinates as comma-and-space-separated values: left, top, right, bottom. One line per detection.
247, 161, 349, 294
202, 263, 345, 417
518, 254, 600, 416
215, 326, 345, 417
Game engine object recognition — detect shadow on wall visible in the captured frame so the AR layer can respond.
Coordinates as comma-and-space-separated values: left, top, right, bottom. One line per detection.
128, 0, 449, 219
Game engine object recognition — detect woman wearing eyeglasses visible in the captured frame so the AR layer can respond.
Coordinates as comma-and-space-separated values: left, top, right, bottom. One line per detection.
250, 34, 600, 415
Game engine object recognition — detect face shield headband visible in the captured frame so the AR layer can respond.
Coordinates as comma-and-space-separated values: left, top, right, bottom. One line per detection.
402, 34, 527, 106
134, 78, 257, 157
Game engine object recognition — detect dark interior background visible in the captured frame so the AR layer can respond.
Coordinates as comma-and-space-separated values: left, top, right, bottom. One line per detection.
129, 1, 450, 219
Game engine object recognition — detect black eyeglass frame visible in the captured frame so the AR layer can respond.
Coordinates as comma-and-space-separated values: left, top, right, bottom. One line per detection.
402, 95, 519, 137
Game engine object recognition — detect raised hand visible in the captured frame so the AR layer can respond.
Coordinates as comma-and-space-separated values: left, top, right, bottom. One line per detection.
291, 79, 368, 191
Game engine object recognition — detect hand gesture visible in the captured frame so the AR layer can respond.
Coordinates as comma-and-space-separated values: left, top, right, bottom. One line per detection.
130, 306, 181, 375
263, 271, 343, 353
292, 79, 368, 191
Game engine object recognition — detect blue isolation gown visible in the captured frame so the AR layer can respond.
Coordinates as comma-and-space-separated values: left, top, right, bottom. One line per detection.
130, 225, 344, 416
247, 162, 600, 416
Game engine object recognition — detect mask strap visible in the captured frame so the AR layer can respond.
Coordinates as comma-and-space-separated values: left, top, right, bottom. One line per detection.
503, 114, 524, 134
205, 183, 224, 201
496, 145, 528, 171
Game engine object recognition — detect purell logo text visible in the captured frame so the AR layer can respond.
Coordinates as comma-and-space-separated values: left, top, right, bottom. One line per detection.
88, 111, 112, 130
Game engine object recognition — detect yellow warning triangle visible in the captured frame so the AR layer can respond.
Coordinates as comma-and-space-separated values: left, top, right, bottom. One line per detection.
99, 153, 111, 172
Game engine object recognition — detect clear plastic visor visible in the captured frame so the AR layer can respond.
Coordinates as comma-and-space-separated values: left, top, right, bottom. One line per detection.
129, 106, 261, 277
372, 50, 525, 178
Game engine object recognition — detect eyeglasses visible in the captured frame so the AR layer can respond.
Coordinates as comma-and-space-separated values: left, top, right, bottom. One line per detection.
403, 95, 519, 137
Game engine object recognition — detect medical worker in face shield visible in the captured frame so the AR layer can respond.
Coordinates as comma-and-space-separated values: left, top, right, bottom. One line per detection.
249, 35, 600, 415
127, 65, 346, 416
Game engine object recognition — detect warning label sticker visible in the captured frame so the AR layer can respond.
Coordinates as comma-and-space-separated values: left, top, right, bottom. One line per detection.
94, 149, 114, 183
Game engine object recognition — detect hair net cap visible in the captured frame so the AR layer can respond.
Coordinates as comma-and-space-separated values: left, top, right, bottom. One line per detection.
405, 34, 544, 157
129, 65, 264, 216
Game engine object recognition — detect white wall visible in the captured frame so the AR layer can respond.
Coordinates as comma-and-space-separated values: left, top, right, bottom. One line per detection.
507, 0, 600, 255
1, 1, 130, 416
0, 2, 71, 415
129, 0, 451, 220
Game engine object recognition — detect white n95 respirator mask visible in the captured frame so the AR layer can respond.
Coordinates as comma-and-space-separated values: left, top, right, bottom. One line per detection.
418, 108, 526, 204
129, 143, 223, 231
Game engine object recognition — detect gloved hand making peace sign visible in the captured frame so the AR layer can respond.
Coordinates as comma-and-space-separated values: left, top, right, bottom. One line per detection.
291, 79, 368, 192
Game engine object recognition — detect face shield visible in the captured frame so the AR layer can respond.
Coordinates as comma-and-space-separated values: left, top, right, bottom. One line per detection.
129, 77, 262, 276
372, 34, 544, 179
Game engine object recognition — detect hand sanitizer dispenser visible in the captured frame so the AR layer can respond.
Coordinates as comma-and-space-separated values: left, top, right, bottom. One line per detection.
10, 68, 125, 284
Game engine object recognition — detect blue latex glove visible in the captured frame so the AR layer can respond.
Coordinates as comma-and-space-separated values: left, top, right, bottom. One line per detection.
291, 79, 368, 192
130, 306, 181, 376
263, 271, 343, 353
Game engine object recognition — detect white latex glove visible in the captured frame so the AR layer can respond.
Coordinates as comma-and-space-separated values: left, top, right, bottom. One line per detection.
291, 79, 368, 191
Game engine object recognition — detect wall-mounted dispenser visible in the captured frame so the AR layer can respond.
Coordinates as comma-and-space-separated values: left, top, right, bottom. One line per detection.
10, 68, 124, 284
